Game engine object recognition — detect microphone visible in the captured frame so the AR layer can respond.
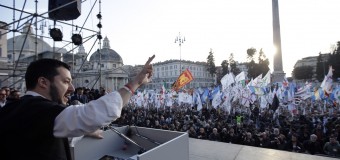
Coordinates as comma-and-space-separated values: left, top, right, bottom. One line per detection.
108, 126, 146, 154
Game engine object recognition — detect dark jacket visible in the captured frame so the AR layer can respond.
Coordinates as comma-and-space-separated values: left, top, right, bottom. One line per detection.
0, 95, 71, 160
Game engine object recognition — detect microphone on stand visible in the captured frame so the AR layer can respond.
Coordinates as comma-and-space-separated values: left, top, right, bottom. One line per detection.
133, 126, 161, 145
108, 126, 146, 154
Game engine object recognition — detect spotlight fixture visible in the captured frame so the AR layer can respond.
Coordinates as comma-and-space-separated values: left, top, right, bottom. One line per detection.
96, 13, 102, 19
97, 22, 102, 28
49, 28, 63, 41
97, 34, 102, 40
71, 34, 82, 45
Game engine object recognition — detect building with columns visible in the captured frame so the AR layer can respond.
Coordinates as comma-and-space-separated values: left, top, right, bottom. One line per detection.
147, 60, 215, 90
0, 21, 8, 62
294, 54, 330, 80
65, 37, 129, 91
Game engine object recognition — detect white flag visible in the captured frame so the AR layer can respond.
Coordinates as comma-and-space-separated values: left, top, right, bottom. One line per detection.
260, 96, 267, 108
260, 70, 271, 87
221, 73, 235, 90
235, 71, 246, 83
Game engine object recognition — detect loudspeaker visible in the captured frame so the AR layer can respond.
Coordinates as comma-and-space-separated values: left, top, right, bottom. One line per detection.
48, 0, 81, 21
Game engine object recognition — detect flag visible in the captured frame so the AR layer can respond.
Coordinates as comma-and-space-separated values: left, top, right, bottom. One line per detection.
282, 76, 289, 88
333, 87, 340, 104
211, 86, 220, 99
260, 96, 268, 109
253, 74, 262, 87
212, 91, 222, 108
159, 84, 166, 105
193, 90, 203, 110
221, 73, 235, 90
260, 70, 271, 87
222, 99, 231, 113
201, 88, 209, 104
248, 86, 265, 95
235, 71, 246, 84
172, 69, 194, 91
321, 66, 333, 95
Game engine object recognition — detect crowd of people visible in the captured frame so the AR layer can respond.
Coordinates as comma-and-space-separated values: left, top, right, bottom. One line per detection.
1, 82, 340, 158
109, 98, 340, 158
50, 83, 340, 158
0, 86, 21, 108
1, 72, 340, 159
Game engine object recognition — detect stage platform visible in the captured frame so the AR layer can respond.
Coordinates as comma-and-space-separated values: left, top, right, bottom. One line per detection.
189, 138, 338, 160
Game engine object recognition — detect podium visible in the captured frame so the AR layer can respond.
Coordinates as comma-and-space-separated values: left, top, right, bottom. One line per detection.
72, 126, 189, 160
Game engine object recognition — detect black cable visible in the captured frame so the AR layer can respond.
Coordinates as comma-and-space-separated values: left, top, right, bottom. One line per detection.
134, 126, 162, 145
108, 126, 146, 155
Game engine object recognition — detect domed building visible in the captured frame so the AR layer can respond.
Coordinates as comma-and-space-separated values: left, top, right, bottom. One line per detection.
2, 23, 63, 90
1, 22, 129, 91
7, 23, 52, 62
71, 36, 129, 91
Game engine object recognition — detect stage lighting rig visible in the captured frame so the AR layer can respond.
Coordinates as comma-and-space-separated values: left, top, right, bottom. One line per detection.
96, 13, 102, 19
71, 34, 82, 45
97, 34, 102, 40
97, 22, 102, 29
49, 28, 63, 41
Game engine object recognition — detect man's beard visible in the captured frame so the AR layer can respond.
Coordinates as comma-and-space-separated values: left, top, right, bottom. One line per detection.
49, 84, 63, 104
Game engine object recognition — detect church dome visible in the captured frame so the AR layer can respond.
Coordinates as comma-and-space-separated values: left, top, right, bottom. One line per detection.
7, 35, 52, 53
7, 24, 51, 54
89, 48, 122, 62
89, 37, 123, 63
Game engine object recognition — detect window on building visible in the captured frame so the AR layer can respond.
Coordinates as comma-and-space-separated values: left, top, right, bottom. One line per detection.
165, 66, 168, 70
161, 67, 164, 71
174, 65, 177, 69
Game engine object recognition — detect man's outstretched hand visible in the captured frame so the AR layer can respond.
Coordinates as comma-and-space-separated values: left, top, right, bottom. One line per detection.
133, 55, 155, 86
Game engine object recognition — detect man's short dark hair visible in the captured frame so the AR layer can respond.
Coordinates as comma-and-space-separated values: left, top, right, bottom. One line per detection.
25, 59, 71, 90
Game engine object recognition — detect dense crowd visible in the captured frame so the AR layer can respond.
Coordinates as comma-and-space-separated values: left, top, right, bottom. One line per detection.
66, 86, 340, 158
2, 85, 339, 158
112, 101, 340, 158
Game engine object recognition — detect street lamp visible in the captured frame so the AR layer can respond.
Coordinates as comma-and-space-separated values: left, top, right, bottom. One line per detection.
175, 32, 185, 75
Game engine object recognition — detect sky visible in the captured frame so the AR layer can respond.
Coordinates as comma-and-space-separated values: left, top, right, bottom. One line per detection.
1, 0, 340, 77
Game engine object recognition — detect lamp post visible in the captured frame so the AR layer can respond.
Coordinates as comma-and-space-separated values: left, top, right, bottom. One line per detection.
175, 32, 185, 75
